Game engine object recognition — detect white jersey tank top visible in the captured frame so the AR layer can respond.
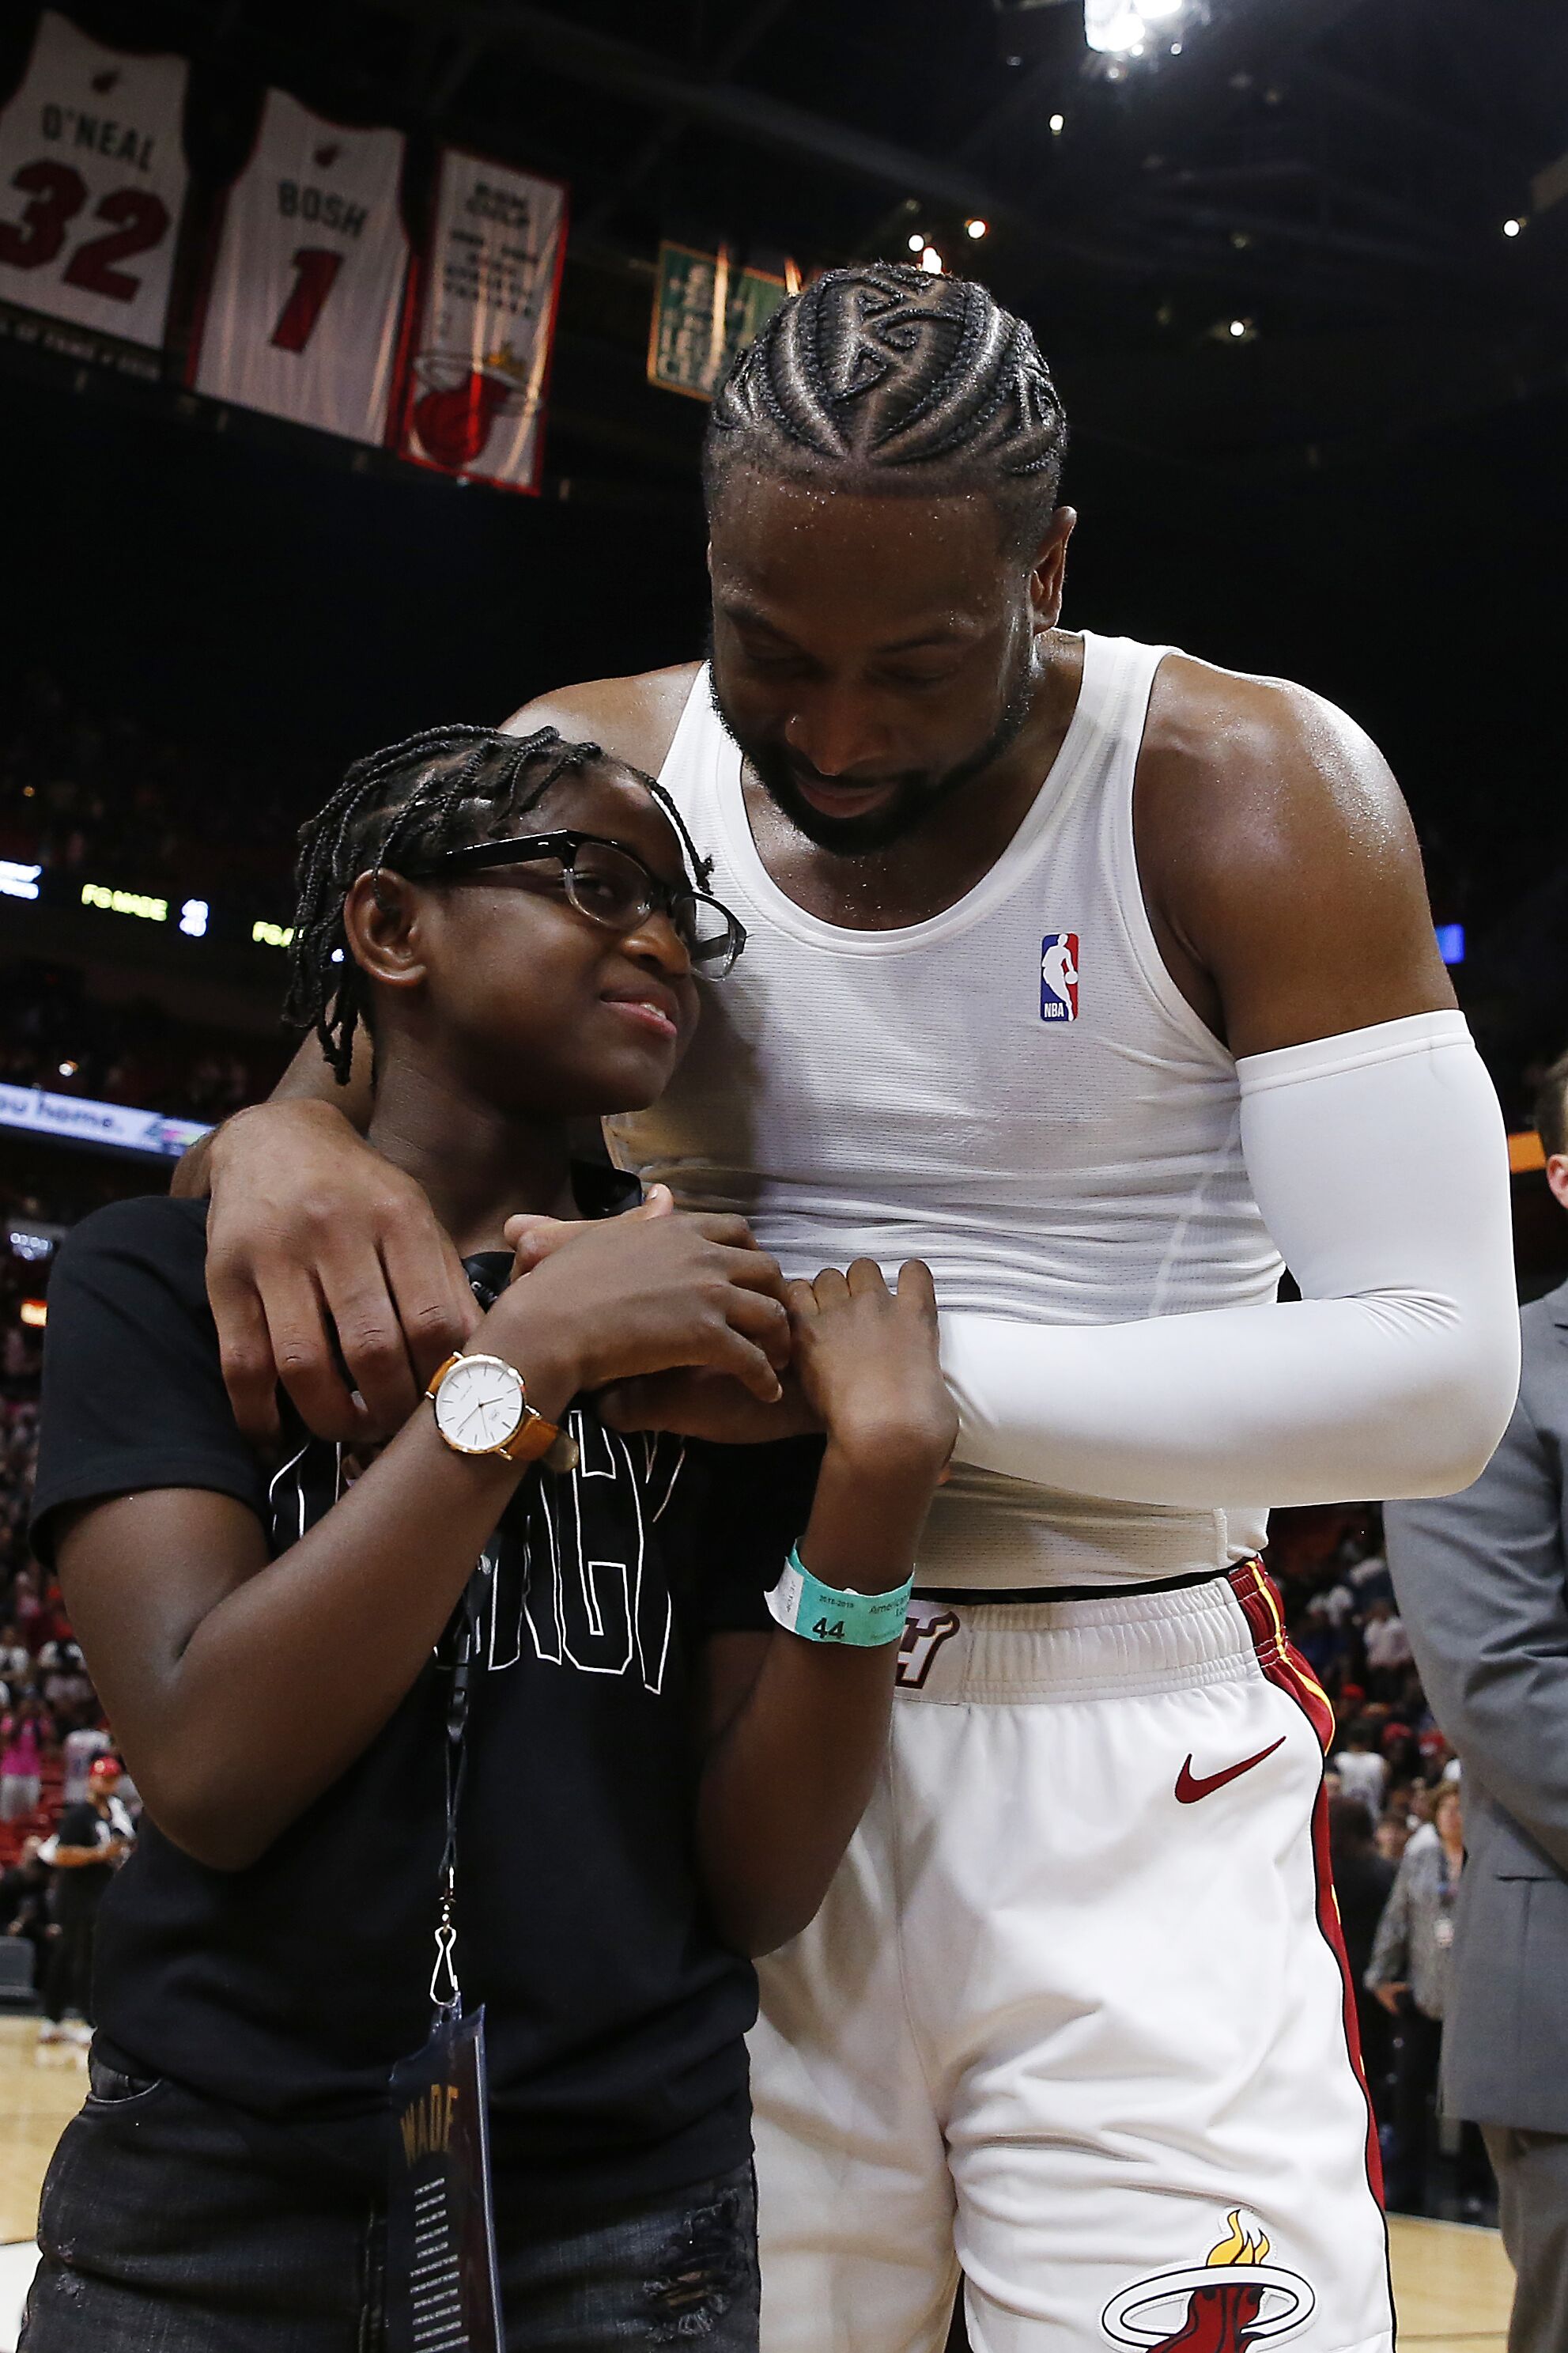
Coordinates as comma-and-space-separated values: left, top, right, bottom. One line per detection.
606, 632, 1283, 1587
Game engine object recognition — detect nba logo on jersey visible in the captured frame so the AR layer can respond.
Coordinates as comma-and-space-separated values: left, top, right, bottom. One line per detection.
1040, 933, 1079, 1022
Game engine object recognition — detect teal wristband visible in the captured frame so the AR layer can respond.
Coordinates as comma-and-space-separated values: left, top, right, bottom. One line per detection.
765, 1545, 913, 1648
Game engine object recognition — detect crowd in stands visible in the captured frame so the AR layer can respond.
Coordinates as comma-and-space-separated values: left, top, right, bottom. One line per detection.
0, 669, 328, 914
0, 1178, 152, 2052
3, 959, 289, 1127
1269, 1505, 1492, 2220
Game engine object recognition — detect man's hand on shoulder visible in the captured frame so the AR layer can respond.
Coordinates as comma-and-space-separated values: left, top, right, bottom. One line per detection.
1139, 655, 1455, 1059
205, 1100, 478, 1446
501, 662, 701, 778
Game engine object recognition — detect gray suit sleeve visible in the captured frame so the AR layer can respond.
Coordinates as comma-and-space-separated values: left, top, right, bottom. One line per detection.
1385, 1366, 1568, 1872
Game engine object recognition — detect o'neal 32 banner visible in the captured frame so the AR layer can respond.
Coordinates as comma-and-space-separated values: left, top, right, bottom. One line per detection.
399, 148, 567, 494
191, 91, 410, 448
0, 10, 188, 352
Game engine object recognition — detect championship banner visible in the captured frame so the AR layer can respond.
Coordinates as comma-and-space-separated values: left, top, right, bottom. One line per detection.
648, 242, 793, 402
0, 11, 187, 352
191, 91, 410, 448
399, 148, 567, 494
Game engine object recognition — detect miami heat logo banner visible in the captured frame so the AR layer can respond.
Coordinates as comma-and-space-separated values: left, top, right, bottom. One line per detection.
399, 147, 567, 494
0, 11, 188, 354
191, 92, 410, 448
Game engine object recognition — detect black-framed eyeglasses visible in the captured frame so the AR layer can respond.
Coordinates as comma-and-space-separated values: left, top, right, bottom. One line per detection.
404, 830, 747, 977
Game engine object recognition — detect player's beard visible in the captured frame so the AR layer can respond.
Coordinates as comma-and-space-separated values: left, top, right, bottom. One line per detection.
705, 629, 1038, 857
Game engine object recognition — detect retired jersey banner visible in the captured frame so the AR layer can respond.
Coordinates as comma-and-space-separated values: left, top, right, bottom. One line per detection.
191, 92, 410, 448
0, 11, 188, 352
399, 149, 567, 494
648, 242, 792, 401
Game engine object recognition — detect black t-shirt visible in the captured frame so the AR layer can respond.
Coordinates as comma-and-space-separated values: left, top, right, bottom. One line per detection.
32, 1194, 818, 2210
50, 1799, 120, 1920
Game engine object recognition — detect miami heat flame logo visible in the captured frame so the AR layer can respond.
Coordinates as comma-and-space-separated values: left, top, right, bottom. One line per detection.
1101, 2211, 1315, 2349
410, 345, 529, 470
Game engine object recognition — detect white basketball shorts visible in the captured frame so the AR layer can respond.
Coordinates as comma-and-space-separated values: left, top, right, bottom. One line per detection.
750, 1563, 1392, 2353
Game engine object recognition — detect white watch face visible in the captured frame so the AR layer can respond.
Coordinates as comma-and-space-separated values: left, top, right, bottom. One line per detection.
433, 1354, 525, 1455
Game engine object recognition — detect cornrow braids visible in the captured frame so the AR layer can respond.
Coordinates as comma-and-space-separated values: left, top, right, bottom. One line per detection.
705, 263, 1068, 556
286, 723, 709, 1085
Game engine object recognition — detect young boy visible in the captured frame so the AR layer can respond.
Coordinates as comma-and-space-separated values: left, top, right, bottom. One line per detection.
25, 724, 955, 2352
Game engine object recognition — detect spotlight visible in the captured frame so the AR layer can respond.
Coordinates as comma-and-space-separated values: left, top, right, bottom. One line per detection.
57, 1060, 77, 1077
1228, 317, 1248, 338
1503, 216, 1525, 236
920, 245, 943, 274
965, 218, 988, 240
908, 232, 926, 252
1049, 112, 1066, 134
1085, 0, 1187, 55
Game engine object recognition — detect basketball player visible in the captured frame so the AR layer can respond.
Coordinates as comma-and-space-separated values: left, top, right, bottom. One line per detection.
178, 268, 1520, 2351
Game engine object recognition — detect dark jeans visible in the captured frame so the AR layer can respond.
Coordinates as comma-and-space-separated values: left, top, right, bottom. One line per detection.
22, 2055, 760, 2351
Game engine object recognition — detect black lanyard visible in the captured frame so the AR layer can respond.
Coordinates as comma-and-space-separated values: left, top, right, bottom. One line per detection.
430, 1571, 485, 2016
386, 1566, 504, 2353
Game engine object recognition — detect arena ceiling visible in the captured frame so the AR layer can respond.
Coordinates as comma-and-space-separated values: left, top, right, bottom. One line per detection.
64, 0, 1568, 486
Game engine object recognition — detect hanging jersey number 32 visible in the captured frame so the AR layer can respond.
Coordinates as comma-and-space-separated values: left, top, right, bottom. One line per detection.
1040, 933, 1079, 1022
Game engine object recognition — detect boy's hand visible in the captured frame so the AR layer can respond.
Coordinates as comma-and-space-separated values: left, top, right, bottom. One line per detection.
789, 1260, 957, 1477
599, 1367, 823, 1444
485, 1210, 792, 1407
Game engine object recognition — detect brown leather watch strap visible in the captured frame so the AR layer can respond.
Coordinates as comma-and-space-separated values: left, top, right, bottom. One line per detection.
497, 1409, 565, 1465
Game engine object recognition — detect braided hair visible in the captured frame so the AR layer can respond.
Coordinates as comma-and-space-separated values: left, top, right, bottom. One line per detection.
705, 264, 1068, 556
286, 723, 709, 1085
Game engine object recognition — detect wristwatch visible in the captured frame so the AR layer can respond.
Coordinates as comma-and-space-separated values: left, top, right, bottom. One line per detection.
425, 1351, 579, 1473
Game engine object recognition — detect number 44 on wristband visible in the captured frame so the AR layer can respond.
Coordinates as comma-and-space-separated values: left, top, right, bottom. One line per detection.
766, 1550, 914, 1649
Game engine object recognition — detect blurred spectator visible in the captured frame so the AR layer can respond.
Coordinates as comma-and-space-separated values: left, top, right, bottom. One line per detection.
1404, 1783, 1440, 1859
1328, 1797, 1396, 2122
1332, 1723, 1388, 1813
1366, 1783, 1484, 2214
1373, 1809, 1409, 1866
0, 1833, 51, 1989
1362, 1598, 1414, 1698
40, 1637, 93, 1719
60, 1719, 111, 1806
0, 1694, 45, 1820
37, 1754, 134, 2049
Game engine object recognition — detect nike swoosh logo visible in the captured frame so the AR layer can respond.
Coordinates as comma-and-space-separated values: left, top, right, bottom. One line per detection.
1175, 1735, 1287, 1804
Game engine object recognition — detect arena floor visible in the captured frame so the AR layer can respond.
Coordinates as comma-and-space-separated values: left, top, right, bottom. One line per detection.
0, 2021, 1515, 2347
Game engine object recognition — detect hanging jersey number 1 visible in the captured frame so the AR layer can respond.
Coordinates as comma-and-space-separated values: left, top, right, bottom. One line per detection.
191, 90, 410, 448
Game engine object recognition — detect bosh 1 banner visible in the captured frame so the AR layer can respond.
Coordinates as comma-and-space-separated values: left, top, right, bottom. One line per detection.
0, 10, 188, 355
399, 148, 567, 494
191, 92, 410, 448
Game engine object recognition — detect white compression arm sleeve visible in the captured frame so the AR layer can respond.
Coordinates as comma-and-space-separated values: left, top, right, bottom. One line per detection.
941, 1012, 1520, 1509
